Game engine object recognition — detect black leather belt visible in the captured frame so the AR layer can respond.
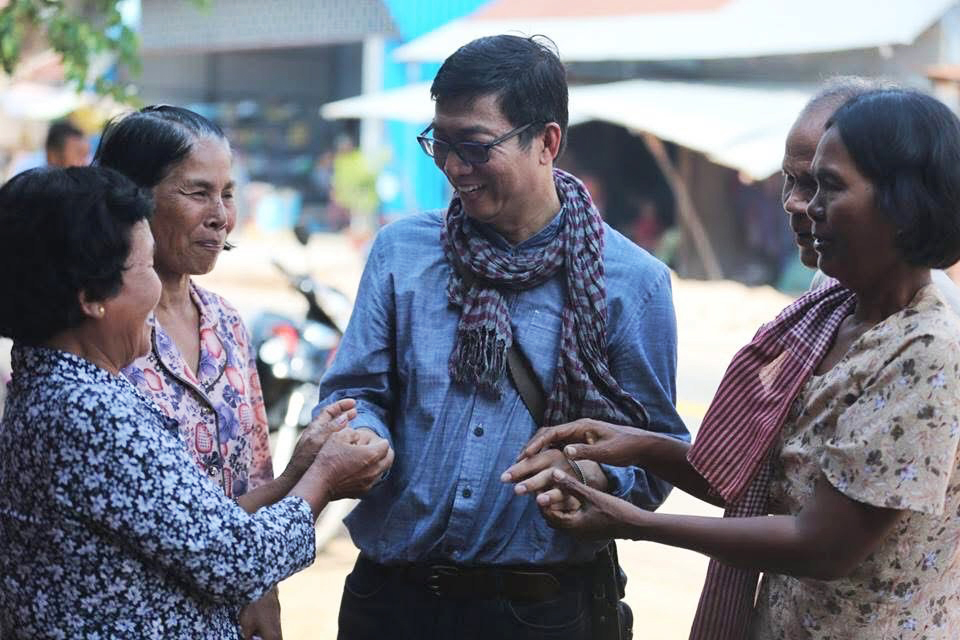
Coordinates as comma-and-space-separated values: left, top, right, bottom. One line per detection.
357, 555, 588, 601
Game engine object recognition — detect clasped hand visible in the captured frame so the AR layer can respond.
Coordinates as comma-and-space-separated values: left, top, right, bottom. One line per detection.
283, 398, 394, 499
502, 418, 646, 539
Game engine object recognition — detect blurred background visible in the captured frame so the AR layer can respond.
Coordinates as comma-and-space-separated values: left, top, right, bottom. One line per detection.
6, 0, 960, 290
3, 0, 960, 636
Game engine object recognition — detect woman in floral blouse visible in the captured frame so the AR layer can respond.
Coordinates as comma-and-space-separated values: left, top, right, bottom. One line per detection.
95, 105, 273, 503
95, 105, 300, 637
508, 89, 960, 639
0, 167, 393, 638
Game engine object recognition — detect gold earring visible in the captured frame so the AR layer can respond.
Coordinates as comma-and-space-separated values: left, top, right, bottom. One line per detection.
98, 305, 105, 316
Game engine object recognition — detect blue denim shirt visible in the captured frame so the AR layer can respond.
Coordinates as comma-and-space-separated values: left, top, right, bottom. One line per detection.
317, 209, 689, 565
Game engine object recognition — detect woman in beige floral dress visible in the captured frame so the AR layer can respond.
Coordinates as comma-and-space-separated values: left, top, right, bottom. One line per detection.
754, 288, 960, 637
505, 87, 960, 639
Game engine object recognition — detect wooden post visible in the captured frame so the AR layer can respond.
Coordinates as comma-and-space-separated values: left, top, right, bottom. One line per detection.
641, 133, 723, 280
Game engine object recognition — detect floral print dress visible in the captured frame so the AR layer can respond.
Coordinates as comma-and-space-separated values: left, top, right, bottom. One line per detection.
750, 285, 960, 639
123, 282, 273, 499
0, 345, 315, 639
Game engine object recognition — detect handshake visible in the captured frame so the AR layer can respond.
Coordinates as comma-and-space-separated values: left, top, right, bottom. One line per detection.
281, 398, 394, 516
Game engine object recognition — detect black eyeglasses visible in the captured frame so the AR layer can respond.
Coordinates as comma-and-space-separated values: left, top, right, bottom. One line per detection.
417, 122, 539, 168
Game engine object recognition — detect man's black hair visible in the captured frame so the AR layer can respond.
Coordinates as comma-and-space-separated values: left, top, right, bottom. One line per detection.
45, 120, 84, 153
431, 34, 569, 156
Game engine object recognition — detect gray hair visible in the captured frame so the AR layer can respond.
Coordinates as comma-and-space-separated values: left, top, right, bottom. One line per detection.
801, 75, 900, 119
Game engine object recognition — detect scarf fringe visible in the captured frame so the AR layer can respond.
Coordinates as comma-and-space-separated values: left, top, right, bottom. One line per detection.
449, 327, 508, 395
442, 168, 648, 425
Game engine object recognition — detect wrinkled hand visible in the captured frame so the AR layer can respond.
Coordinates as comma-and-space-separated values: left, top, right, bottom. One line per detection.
281, 399, 357, 483
516, 419, 644, 467
538, 470, 640, 540
238, 587, 282, 640
313, 428, 394, 500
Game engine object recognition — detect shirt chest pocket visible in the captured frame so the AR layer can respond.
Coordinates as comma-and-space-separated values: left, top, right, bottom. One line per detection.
515, 308, 562, 393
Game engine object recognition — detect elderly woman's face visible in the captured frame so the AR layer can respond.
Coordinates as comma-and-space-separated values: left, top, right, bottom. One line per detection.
151, 137, 236, 278
807, 127, 900, 288
101, 220, 162, 362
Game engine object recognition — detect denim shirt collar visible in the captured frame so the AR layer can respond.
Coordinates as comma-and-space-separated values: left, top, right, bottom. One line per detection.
469, 203, 566, 252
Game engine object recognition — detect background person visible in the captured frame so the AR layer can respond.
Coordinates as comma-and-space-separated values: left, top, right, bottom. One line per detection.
317, 34, 688, 640
45, 120, 90, 168
0, 166, 393, 638
513, 88, 960, 639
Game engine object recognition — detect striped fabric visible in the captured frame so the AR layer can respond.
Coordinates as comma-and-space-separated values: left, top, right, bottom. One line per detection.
441, 168, 649, 428
686, 279, 855, 640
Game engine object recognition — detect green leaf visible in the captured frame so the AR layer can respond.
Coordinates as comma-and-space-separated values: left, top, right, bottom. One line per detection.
0, 0, 213, 105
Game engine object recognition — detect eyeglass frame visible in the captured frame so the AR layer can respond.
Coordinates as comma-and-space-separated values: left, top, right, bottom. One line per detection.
416, 121, 542, 167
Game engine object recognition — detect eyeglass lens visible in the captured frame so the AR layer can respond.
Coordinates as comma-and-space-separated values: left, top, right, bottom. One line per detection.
425, 140, 489, 168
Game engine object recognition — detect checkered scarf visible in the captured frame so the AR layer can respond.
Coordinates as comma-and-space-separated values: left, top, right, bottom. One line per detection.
441, 168, 649, 427
686, 278, 855, 640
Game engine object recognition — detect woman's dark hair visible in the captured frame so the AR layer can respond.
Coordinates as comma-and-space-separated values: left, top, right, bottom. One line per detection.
93, 104, 227, 188
431, 34, 569, 156
827, 89, 960, 268
0, 166, 153, 345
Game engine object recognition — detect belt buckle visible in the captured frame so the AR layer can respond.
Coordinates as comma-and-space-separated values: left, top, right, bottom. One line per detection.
425, 565, 460, 597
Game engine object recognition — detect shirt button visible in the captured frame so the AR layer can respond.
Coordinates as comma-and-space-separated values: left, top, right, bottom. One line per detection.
462, 487, 472, 499
474, 425, 484, 437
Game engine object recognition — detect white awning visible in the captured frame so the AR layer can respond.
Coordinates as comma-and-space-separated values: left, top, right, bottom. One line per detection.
320, 79, 811, 180
571, 80, 811, 179
0, 82, 85, 120
320, 82, 434, 122
393, 0, 955, 63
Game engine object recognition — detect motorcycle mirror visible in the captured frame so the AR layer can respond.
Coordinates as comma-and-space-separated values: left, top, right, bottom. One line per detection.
292, 225, 310, 247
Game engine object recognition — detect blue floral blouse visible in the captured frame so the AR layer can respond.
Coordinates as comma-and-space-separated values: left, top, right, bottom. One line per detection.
0, 344, 315, 639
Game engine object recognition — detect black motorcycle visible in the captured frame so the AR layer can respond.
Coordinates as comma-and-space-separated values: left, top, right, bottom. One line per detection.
250, 260, 351, 452
249, 259, 356, 549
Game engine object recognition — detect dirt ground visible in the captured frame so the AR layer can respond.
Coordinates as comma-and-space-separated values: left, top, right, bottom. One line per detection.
196, 230, 794, 640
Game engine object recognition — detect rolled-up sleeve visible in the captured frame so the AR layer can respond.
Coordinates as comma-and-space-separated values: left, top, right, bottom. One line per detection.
316, 232, 396, 449
605, 266, 690, 509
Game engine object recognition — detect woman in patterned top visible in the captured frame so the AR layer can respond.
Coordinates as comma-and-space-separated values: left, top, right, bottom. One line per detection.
93, 105, 319, 638
509, 89, 960, 639
0, 167, 393, 639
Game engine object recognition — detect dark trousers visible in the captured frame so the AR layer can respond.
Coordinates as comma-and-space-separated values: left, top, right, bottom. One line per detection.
336, 556, 593, 640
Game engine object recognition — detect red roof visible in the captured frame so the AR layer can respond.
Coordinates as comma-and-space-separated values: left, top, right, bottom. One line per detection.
472, 0, 730, 20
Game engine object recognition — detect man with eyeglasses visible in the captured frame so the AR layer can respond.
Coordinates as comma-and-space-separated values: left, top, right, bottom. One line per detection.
317, 34, 688, 640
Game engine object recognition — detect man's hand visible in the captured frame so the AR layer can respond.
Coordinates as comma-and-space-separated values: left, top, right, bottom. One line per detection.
515, 419, 647, 468
500, 447, 608, 517
538, 470, 641, 540
238, 587, 282, 640
280, 399, 357, 484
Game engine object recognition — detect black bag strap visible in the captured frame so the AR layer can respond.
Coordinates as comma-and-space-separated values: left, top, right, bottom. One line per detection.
455, 261, 628, 640
505, 344, 548, 426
